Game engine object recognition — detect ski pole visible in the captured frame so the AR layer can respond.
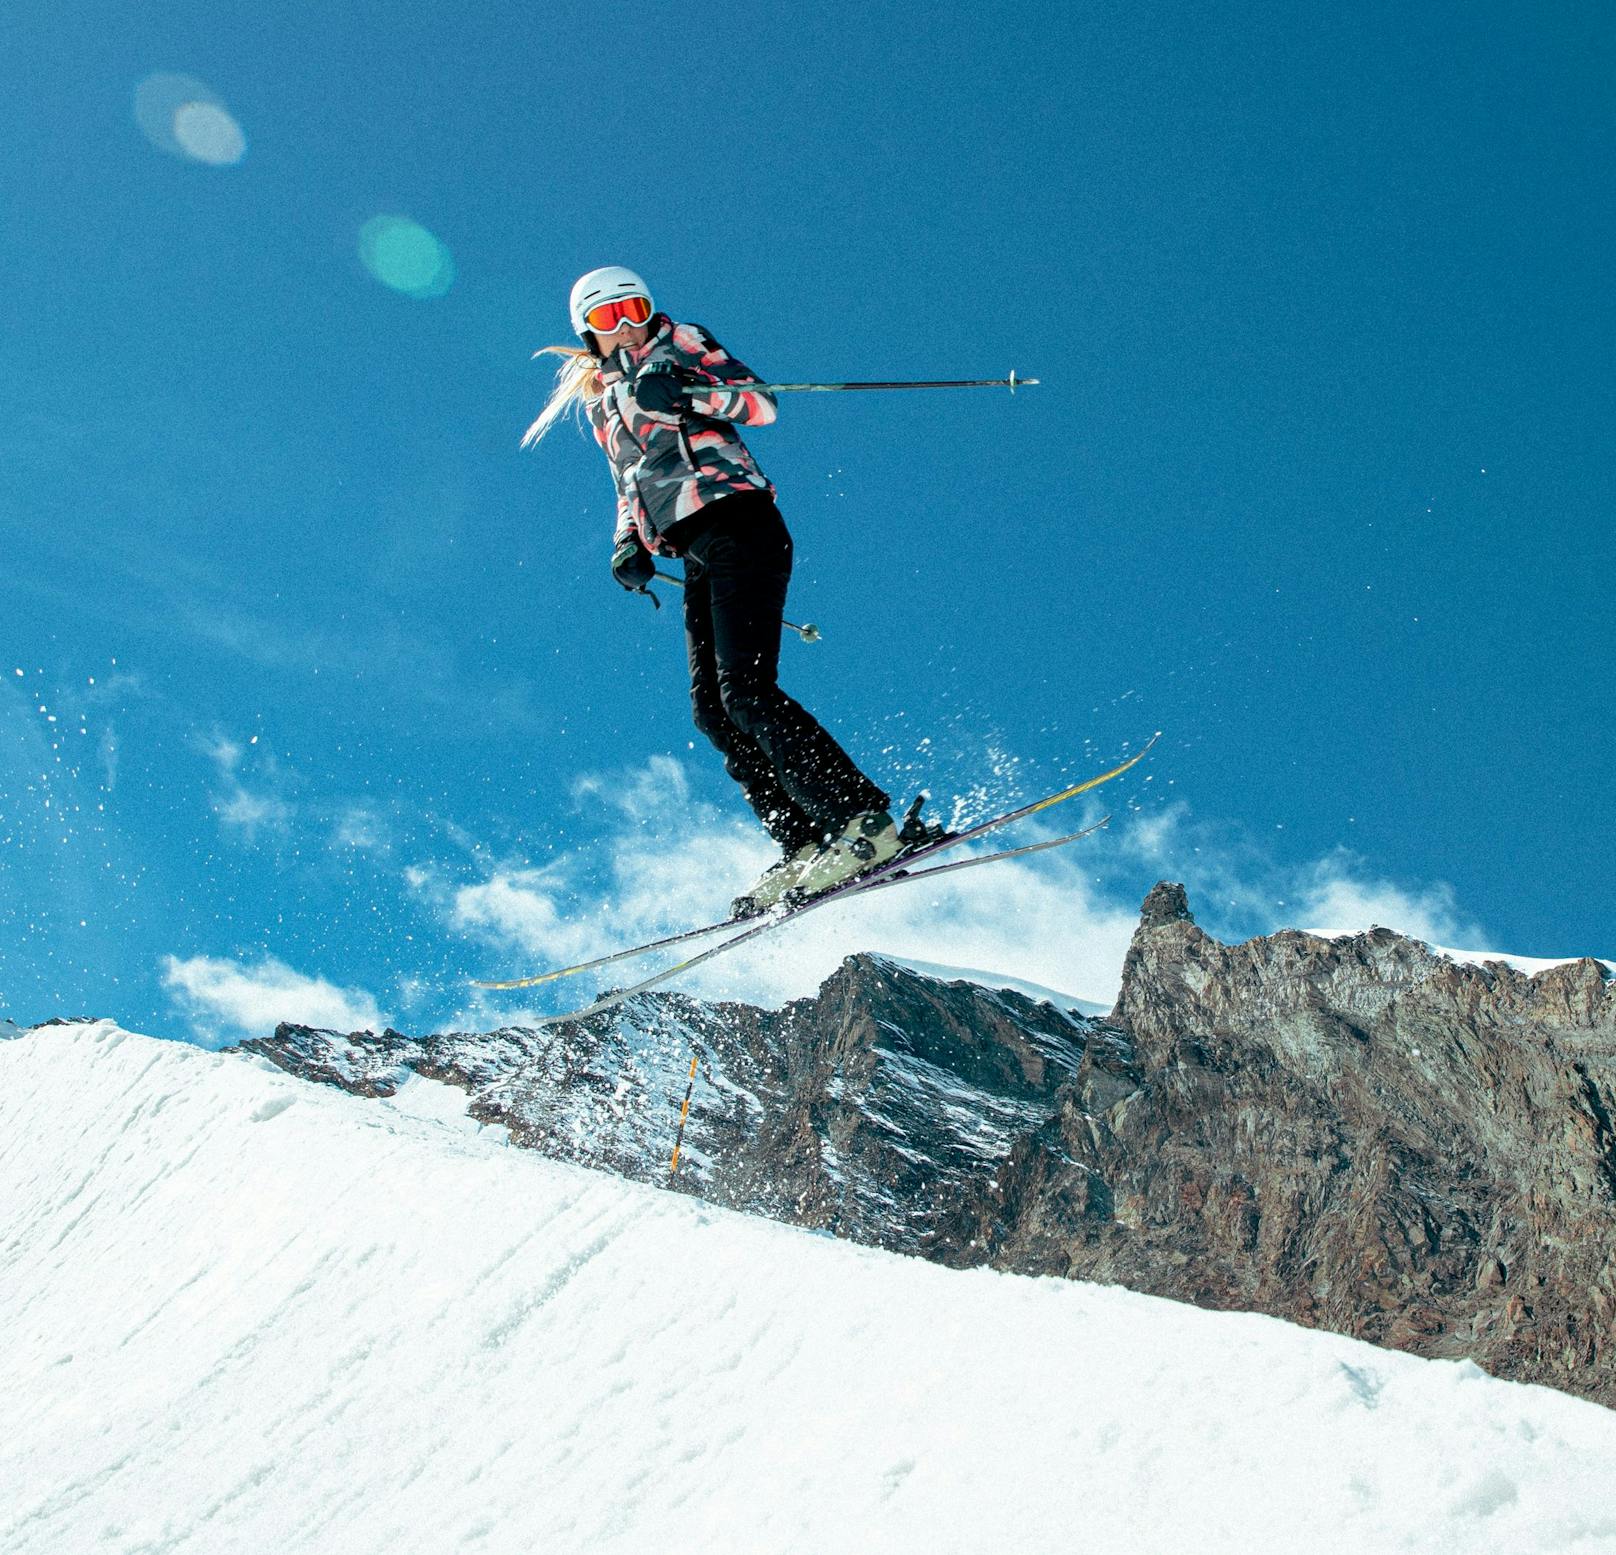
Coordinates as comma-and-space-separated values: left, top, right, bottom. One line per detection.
721, 370, 1037, 395
669, 1050, 699, 1178
650, 570, 821, 642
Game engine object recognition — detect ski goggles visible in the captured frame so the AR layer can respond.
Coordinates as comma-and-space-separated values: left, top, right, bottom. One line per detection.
583, 294, 653, 334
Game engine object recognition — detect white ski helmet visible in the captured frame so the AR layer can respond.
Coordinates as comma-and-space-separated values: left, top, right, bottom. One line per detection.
569, 265, 654, 339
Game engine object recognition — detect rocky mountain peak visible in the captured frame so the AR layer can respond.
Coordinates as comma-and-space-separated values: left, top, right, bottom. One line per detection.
1139, 879, 1195, 927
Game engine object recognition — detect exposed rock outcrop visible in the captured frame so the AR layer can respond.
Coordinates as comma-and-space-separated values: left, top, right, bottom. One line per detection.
942, 891, 1616, 1403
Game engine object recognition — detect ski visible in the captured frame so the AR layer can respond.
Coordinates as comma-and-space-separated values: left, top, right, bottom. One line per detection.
524, 817, 1113, 1026
469, 795, 956, 996
471, 732, 1158, 1012
471, 901, 771, 992
470, 812, 1110, 994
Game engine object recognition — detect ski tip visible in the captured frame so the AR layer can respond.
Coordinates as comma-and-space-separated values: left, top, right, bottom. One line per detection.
469, 972, 557, 991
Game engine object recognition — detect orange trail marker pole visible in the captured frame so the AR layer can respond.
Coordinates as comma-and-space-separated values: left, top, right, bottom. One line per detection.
669, 1052, 700, 1178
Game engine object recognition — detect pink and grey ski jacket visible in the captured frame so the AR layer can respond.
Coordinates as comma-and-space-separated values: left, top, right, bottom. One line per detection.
588, 315, 778, 554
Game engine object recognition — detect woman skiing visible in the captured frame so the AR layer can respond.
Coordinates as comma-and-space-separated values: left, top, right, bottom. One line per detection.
525, 266, 902, 915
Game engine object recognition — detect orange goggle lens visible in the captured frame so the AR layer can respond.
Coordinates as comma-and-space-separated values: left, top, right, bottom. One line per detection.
584, 295, 653, 334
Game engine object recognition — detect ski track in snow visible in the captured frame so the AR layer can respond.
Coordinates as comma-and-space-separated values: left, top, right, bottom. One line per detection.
3, 1022, 1616, 1554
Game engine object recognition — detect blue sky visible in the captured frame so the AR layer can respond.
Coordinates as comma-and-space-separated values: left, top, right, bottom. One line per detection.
2, 0, 1611, 1041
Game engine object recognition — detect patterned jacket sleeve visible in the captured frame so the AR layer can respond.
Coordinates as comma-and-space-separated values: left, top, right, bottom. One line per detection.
587, 393, 643, 547
670, 322, 778, 427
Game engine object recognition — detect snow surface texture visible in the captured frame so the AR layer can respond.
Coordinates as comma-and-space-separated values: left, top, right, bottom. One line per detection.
1295, 934, 1616, 982
4, 1025, 1616, 1555
885, 954, 1111, 1016
1428, 943, 1616, 980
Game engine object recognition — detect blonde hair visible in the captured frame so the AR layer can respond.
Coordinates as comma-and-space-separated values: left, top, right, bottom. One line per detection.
521, 345, 603, 449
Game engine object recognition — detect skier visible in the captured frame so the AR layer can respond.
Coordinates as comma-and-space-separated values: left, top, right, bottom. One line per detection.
524, 266, 902, 915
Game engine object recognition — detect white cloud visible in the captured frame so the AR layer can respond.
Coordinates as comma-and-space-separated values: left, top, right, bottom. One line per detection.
1109, 803, 1483, 948
445, 816, 769, 981
162, 955, 387, 1048
1290, 858, 1477, 945
332, 803, 391, 852
203, 734, 243, 775
215, 787, 293, 834
199, 729, 293, 839
452, 866, 607, 973
570, 753, 692, 824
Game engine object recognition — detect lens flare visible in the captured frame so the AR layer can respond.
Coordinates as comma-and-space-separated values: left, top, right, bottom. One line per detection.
173, 101, 247, 166
357, 216, 455, 299
133, 73, 247, 166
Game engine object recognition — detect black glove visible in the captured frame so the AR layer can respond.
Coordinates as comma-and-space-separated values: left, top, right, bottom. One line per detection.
631, 364, 688, 416
611, 538, 655, 591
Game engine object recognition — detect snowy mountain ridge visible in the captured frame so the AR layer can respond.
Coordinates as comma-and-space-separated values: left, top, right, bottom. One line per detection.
4, 1020, 1616, 1555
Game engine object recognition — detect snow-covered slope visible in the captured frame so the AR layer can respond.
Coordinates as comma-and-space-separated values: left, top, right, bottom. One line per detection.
1427, 943, 1616, 979
3, 1024, 1615, 1555
882, 953, 1111, 1016
1297, 932, 1616, 981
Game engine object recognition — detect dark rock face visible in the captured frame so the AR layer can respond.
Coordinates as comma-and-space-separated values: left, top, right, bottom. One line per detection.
245, 887, 1616, 1409
942, 894, 1616, 1405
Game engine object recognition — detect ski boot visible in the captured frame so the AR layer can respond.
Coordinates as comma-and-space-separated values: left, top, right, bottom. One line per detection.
784, 808, 905, 904
729, 841, 820, 920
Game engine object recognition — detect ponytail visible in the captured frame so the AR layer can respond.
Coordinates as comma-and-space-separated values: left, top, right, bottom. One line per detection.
521, 345, 603, 449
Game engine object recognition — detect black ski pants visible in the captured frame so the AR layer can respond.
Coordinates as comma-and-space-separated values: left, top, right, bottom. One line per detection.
675, 493, 888, 855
